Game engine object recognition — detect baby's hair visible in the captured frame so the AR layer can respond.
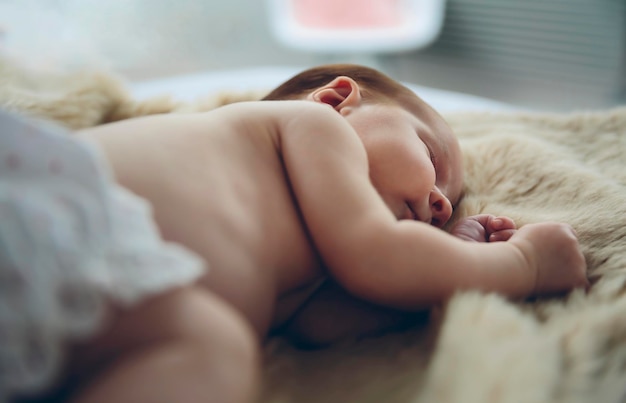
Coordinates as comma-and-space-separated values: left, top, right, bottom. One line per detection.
262, 64, 418, 108
264, 64, 455, 167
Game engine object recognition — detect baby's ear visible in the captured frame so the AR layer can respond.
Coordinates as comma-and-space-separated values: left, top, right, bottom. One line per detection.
307, 76, 362, 113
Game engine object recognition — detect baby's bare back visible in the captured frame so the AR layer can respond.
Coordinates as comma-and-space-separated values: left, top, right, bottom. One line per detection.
80, 105, 325, 336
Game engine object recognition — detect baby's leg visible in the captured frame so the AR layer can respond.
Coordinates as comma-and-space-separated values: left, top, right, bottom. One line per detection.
283, 280, 429, 348
68, 285, 259, 403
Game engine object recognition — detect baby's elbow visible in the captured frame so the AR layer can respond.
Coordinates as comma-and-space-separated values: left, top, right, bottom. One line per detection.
331, 260, 393, 306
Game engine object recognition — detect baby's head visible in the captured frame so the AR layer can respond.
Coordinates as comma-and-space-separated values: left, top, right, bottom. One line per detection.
264, 64, 463, 227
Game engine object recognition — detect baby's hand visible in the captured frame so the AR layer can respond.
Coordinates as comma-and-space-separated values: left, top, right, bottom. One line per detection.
450, 214, 517, 243
508, 222, 589, 295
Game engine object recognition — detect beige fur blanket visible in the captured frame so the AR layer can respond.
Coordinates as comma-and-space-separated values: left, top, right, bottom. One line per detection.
2, 59, 626, 403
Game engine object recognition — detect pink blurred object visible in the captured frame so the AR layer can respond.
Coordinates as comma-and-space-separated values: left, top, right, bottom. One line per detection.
293, 0, 403, 29
267, 0, 447, 53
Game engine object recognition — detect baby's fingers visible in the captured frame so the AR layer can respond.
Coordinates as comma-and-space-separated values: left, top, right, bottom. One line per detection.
489, 229, 516, 242
489, 216, 517, 232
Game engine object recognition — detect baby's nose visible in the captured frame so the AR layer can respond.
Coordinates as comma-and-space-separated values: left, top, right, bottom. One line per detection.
429, 188, 452, 228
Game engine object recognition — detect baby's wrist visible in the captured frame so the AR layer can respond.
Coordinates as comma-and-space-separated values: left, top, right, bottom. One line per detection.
507, 239, 539, 296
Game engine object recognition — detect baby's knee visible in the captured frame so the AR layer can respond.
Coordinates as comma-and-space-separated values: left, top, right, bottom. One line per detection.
168, 287, 260, 400
114, 286, 260, 398
174, 287, 259, 364
83, 286, 259, 376
64, 287, 259, 403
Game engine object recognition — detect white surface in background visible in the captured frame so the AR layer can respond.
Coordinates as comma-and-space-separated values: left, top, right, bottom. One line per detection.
0, 0, 302, 76
130, 67, 516, 112
0, 0, 152, 70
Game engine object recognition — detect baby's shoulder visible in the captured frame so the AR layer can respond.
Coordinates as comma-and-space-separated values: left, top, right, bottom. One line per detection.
212, 100, 345, 146
216, 100, 334, 124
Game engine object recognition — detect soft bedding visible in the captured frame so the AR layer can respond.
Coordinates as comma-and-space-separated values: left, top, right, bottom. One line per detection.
2, 58, 625, 403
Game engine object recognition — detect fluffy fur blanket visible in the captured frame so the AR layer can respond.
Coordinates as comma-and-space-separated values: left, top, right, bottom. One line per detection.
2, 58, 626, 403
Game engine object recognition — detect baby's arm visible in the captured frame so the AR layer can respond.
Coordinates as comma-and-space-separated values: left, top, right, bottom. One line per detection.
277, 102, 588, 309
281, 215, 522, 347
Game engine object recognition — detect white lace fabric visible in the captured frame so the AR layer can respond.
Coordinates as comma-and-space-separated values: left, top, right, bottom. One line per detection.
0, 110, 206, 401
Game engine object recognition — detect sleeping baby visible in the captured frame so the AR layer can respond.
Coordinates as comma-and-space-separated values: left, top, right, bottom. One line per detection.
0, 64, 588, 403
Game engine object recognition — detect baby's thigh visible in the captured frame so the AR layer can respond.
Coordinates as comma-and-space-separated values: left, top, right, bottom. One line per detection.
66, 286, 258, 391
